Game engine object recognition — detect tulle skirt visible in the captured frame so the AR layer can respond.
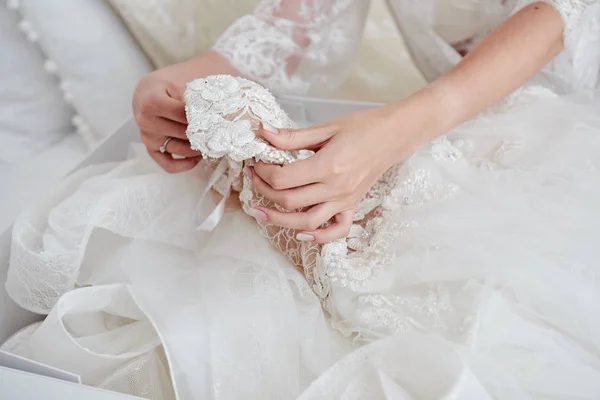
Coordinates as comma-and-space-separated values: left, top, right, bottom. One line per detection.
4, 89, 600, 399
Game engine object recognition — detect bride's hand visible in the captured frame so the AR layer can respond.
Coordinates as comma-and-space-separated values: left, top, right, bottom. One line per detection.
248, 1, 566, 244
134, 69, 198, 173
133, 51, 241, 173
250, 97, 438, 244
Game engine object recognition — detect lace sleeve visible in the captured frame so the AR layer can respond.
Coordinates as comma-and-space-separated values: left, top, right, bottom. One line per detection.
212, 0, 370, 96
514, 0, 597, 49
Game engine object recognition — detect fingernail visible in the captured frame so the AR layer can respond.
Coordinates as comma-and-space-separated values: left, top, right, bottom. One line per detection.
249, 208, 268, 222
296, 233, 315, 242
245, 166, 254, 179
262, 122, 279, 134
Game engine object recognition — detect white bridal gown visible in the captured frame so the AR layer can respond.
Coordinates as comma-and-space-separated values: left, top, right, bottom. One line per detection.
4, 1, 600, 399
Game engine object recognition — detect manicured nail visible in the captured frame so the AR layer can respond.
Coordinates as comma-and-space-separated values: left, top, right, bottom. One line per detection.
262, 122, 279, 134
245, 166, 254, 179
249, 208, 268, 222
296, 233, 315, 242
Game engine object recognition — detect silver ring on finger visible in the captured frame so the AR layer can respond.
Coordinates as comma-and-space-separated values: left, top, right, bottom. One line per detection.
159, 137, 174, 154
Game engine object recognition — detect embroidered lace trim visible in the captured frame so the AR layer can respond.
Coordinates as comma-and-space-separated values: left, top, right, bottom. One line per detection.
213, 0, 597, 94
212, 0, 369, 95
184, 75, 460, 310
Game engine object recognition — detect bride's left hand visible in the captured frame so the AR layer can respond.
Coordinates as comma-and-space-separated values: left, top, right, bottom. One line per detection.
248, 2, 566, 244
249, 99, 435, 244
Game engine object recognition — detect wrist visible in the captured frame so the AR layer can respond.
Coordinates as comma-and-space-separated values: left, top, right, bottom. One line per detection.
188, 51, 242, 78
415, 79, 468, 135
159, 51, 242, 85
385, 83, 462, 161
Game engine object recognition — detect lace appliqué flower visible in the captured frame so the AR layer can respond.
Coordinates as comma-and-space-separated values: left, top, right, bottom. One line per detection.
189, 115, 267, 163
185, 75, 300, 163
355, 284, 453, 335
183, 76, 465, 340
189, 74, 242, 102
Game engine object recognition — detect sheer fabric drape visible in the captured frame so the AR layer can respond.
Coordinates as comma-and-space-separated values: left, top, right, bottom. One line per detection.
214, 0, 599, 93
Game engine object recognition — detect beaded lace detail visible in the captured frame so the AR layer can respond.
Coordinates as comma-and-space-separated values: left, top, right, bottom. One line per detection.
184, 75, 463, 309
185, 75, 306, 164
356, 285, 453, 335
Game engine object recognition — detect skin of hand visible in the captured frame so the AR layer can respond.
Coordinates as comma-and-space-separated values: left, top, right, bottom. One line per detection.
250, 2, 565, 244
247, 100, 434, 243
133, 51, 241, 173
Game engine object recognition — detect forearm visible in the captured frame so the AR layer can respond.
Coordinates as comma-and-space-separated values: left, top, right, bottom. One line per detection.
397, 2, 564, 151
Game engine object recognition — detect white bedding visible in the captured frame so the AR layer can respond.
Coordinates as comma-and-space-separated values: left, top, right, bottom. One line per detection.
0, 4, 73, 164
0, 0, 152, 233
0, 134, 88, 234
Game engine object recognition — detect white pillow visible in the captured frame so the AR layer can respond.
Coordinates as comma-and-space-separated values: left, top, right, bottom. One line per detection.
0, 4, 73, 164
15, 0, 153, 142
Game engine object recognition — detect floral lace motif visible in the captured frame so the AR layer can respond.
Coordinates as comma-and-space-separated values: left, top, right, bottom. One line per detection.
356, 285, 452, 334
184, 75, 466, 313
213, 0, 597, 95
213, 0, 369, 94
185, 75, 306, 164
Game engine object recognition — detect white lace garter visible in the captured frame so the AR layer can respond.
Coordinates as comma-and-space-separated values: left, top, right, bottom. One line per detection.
185, 75, 313, 230
184, 75, 452, 308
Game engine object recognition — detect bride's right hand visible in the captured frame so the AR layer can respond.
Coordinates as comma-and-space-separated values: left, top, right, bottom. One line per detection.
133, 52, 241, 173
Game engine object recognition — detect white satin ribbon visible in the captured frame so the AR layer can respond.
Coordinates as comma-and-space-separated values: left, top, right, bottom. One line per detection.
195, 158, 231, 231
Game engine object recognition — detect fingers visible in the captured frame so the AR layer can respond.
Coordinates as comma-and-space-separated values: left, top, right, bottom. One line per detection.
157, 94, 187, 124
134, 76, 196, 173
252, 202, 339, 232
166, 138, 200, 158
149, 151, 201, 174
143, 133, 199, 158
260, 122, 335, 151
139, 117, 187, 140
137, 83, 187, 124
248, 166, 329, 210
142, 129, 201, 172
253, 158, 325, 190
300, 210, 354, 244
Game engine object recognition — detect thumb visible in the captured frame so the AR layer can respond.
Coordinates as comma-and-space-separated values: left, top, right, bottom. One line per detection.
260, 122, 335, 151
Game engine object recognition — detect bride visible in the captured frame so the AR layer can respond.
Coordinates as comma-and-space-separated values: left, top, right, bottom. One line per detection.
4, 1, 600, 399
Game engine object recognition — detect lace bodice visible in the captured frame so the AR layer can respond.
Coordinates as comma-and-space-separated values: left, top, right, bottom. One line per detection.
214, 0, 599, 94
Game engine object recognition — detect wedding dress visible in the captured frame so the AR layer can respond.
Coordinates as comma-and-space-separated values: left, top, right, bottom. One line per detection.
212, 0, 600, 95
4, 1, 600, 399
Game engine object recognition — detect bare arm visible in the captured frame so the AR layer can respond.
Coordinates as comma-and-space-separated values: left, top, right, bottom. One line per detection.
250, 2, 575, 243
398, 2, 565, 155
